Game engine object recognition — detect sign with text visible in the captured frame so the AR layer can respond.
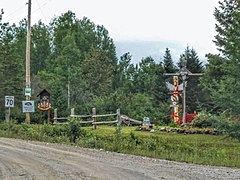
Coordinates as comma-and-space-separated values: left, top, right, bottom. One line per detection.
5, 96, 14, 107
25, 88, 32, 96
22, 100, 35, 113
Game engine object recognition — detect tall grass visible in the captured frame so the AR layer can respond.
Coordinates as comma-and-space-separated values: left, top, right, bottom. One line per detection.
78, 126, 240, 167
0, 122, 239, 168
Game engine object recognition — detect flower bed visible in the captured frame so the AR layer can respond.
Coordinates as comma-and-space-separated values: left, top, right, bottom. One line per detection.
159, 127, 221, 135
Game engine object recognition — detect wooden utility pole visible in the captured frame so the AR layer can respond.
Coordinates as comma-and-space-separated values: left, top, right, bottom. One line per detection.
25, 0, 31, 123
164, 57, 202, 124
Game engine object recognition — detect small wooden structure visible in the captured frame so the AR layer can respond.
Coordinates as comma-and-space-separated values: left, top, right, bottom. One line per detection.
37, 89, 51, 124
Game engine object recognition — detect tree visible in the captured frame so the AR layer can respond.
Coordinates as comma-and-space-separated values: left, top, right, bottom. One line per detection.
214, 0, 240, 60
177, 46, 204, 113
134, 57, 166, 104
162, 48, 177, 101
163, 48, 176, 73
200, 54, 226, 112
81, 23, 117, 97
36, 12, 118, 115
114, 52, 136, 93
0, 22, 24, 120
50, 11, 78, 56
31, 21, 51, 75
201, 0, 240, 115
82, 46, 115, 96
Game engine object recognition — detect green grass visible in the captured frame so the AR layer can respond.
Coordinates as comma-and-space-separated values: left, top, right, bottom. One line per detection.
80, 126, 240, 168
0, 123, 240, 168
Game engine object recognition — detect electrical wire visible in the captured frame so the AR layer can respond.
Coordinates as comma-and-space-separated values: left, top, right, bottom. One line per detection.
3, 3, 27, 23
4, 0, 52, 24
4, 4, 26, 20
34, 0, 51, 24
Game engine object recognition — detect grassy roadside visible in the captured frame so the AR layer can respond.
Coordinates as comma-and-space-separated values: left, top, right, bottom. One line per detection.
0, 123, 240, 168
80, 126, 240, 167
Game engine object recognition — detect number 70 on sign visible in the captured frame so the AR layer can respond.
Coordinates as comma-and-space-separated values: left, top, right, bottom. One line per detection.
5, 96, 14, 107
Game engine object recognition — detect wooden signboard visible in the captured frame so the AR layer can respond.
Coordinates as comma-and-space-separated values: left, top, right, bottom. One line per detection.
37, 89, 51, 124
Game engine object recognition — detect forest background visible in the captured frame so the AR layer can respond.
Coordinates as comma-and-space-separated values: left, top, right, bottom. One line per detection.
0, 0, 239, 124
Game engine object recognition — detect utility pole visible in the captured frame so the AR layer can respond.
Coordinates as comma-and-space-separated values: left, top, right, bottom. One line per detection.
25, 0, 31, 123
164, 56, 202, 124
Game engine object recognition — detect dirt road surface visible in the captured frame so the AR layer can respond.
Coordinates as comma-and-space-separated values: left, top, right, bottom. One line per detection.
0, 137, 239, 180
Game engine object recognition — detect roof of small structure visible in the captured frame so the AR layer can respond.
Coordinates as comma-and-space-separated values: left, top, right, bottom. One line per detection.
37, 89, 50, 97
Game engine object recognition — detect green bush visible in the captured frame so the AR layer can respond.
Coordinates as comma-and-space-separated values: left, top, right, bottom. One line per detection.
191, 111, 219, 128
219, 121, 240, 141
191, 112, 240, 141
66, 119, 86, 143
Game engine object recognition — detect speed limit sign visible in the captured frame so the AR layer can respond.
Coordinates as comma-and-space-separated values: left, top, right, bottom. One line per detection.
5, 96, 14, 107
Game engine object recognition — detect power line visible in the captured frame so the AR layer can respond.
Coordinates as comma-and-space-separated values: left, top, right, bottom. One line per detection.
4, 4, 26, 19
36, 0, 47, 23
32, 0, 52, 23
4, 0, 52, 24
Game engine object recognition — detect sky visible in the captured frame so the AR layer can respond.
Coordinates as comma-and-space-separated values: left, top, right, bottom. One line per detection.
1, 0, 220, 62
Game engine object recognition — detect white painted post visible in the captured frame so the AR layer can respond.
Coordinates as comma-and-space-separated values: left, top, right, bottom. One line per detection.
116, 109, 121, 134
71, 108, 75, 119
54, 108, 58, 124
92, 108, 96, 129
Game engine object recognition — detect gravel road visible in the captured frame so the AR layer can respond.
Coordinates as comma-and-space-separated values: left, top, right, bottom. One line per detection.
0, 137, 239, 180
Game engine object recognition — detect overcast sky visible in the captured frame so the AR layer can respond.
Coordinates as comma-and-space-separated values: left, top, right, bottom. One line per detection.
2, 0, 220, 60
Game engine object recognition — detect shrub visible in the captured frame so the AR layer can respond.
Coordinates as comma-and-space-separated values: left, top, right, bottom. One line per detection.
218, 120, 240, 141
191, 111, 218, 128
66, 119, 86, 143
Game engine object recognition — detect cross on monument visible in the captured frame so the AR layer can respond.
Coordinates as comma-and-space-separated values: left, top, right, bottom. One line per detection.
164, 55, 202, 124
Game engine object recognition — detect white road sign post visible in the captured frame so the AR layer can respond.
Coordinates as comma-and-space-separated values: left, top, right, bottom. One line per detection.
5, 96, 14, 107
5, 96, 14, 122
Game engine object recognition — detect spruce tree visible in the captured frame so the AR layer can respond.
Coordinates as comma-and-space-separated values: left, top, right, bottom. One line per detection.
201, 0, 240, 114
178, 46, 204, 113
0, 22, 24, 120
163, 48, 176, 73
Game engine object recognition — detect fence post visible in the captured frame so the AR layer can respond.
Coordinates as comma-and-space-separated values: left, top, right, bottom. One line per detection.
5, 108, 10, 123
54, 108, 58, 124
92, 107, 96, 129
116, 108, 121, 134
71, 108, 75, 119
47, 109, 50, 124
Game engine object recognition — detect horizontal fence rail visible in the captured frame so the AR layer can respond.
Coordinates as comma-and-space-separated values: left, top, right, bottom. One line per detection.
53, 108, 122, 131
70, 115, 92, 118
92, 113, 117, 118
92, 120, 118, 125
53, 108, 143, 132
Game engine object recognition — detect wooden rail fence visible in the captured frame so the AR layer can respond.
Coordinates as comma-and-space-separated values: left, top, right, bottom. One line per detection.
53, 108, 121, 130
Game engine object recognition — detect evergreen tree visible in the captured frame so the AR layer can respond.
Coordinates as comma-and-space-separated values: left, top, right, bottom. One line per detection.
31, 21, 51, 75
0, 22, 24, 120
115, 52, 134, 92
163, 48, 176, 73
201, 0, 240, 114
200, 54, 226, 112
135, 57, 166, 104
163, 48, 177, 100
177, 46, 204, 113
214, 0, 240, 60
